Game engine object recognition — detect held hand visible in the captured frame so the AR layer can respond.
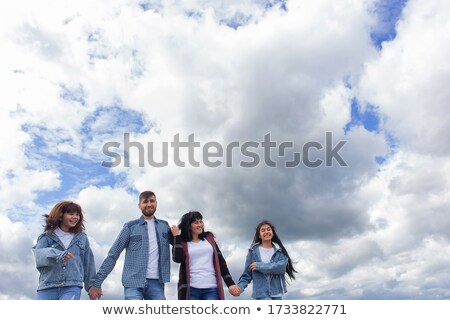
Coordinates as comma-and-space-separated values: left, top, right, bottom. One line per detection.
88, 286, 103, 300
170, 225, 180, 236
63, 252, 75, 262
228, 285, 240, 297
249, 262, 257, 271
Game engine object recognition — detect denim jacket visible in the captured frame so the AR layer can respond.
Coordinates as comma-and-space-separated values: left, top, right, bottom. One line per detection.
91, 216, 173, 289
237, 243, 288, 299
32, 231, 96, 292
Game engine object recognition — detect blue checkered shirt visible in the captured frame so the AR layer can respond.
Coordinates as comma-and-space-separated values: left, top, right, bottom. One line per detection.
91, 216, 172, 288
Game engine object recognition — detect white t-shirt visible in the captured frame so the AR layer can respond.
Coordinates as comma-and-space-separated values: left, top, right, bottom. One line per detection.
259, 246, 283, 298
55, 227, 74, 249
259, 246, 275, 263
146, 219, 160, 279
188, 240, 217, 289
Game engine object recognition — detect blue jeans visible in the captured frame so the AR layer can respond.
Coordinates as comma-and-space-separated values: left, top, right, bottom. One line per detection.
189, 287, 219, 300
256, 296, 283, 300
124, 279, 166, 300
37, 286, 81, 300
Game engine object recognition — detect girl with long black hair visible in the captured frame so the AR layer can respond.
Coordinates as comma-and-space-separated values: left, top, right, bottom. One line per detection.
237, 220, 297, 299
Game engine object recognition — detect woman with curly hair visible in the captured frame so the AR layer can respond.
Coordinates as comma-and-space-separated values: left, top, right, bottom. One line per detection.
32, 200, 96, 300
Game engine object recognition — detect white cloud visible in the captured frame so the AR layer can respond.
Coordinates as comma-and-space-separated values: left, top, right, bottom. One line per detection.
0, 215, 37, 299
358, 0, 450, 155
77, 185, 139, 245
1, 0, 449, 301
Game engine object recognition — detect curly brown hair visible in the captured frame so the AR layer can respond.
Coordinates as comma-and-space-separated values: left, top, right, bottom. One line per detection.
43, 201, 85, 234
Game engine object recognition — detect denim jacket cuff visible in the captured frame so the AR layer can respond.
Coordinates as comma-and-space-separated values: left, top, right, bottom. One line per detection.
55, 250, 68, 263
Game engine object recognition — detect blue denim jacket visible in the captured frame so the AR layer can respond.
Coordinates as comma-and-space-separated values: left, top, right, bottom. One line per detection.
91, 216, 172, 288
32, 231, 96, 292
237, 243, 288, 299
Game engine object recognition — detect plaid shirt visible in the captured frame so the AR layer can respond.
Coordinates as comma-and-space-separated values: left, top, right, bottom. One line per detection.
91, 216, 172, 288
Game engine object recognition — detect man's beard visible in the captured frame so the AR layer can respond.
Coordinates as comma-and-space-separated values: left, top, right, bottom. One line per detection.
141, 208, 156, 217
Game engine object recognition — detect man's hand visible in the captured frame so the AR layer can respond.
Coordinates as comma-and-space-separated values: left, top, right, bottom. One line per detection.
88, 286, 103, 300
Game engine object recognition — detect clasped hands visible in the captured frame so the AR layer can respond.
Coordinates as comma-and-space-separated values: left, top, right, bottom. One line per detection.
88, 286, 103, 300
228, 284, 241, 297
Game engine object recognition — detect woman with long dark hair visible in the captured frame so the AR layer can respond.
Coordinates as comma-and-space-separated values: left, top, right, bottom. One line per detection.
170, 211, 240, 299
237, 220, 297, 300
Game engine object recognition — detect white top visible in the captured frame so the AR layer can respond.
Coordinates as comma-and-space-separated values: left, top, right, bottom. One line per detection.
259, 246, 275, 263
146, 219, 160, 279
259, 245, 282, 298
188, 240, 217, 289
55, 227, 74, 249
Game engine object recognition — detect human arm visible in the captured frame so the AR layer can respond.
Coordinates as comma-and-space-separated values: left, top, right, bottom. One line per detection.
215, 242, 236, 288
32, 234, 70, 267
237, 250, 253, 293
214, 242, 240, 296
168, 224, 178, 246
83, 236, 97, 293
90, 224, 130, 288
172, 233, 185, 263
85, 236, 102, 300
252, 254, 288, 275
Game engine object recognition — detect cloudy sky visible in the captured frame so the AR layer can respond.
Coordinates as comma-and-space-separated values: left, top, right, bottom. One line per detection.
1, 0, 449, 300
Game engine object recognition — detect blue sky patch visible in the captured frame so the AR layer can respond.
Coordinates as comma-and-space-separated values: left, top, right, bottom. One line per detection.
59, 84, 86, 106
81, 104, 151, 137
20, 104, 151, 206
371, 0, 408, 49
344, 98, 381, 133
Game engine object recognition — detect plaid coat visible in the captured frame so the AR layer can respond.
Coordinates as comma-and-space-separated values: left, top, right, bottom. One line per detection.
91, 216, 172, 289
172, 232, 235, 300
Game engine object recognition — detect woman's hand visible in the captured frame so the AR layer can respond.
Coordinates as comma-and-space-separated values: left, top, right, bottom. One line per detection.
228, 285, 241, 297
63, 252, 75, 262
170, 225, 180, 236
249, 262, 257, 271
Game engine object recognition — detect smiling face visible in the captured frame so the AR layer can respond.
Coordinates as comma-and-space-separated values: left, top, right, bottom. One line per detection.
138, 195, 157, 219
259, 223, 274, 243
60, 212, 80, 232
190, 218, 204, 238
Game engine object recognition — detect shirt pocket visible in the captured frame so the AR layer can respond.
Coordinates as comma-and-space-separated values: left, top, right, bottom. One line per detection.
76, 240, 86, 254
129, 235, 143, 250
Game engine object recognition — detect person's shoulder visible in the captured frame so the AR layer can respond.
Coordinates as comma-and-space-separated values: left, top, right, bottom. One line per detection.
273, 243, 283, 252
125, 218, 142, 228
249, 242, 259, 251
75, 231, 90, 243
36, 231, 49, 241
80, 230, 91, 238
204, 231, 216, 243
155, 218, 169, 225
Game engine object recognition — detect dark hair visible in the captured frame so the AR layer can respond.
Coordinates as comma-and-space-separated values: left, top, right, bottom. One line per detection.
139, 191, 156, 203
252, 220, 297, 281
44, 201, 85, 233
178, 211, 211, 242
